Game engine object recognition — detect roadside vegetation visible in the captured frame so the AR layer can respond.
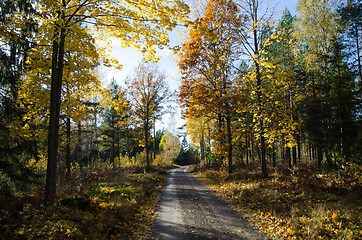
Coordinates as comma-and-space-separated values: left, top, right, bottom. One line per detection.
191, 163, 362, 240
0, 164, 172, 239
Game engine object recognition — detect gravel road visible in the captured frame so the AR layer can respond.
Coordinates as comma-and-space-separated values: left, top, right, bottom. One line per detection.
152, 166, 266, 240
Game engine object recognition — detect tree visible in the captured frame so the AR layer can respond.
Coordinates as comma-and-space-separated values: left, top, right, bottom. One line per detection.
326, 39, 358, 163
0, 0, 39, 189
159, 130, 181, 164
294, 0, 345, 169
179, 0, 244, 173
184, 116, 213, 164
5, 0, 189, 204
339, 0, 362, 85
99, 80, 125, 167
235, 0, 275, 176
262, 9, 303, 168
176, 135, 199, 165
124, 61, 170, 168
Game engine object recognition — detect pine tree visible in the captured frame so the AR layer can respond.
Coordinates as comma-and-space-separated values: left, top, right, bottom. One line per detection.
0, 0, 39, 189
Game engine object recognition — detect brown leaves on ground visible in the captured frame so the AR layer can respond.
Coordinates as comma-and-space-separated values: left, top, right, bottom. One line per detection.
191, 164, 362, 240
0, 166, 168, 239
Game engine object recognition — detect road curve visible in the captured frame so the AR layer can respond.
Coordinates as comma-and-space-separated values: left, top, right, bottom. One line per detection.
151, 166, 266, 240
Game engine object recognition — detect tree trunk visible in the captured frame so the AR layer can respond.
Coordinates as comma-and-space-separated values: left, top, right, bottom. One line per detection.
245, 134, 249, 166
200, 131, 205, 164
145, 118, 150, 168
253, 13, 267, 177
111, 133, 115, 167
272, 144, 276, 168
117, 132, 120, 168
226, 114, 233, 173
286, 146, 291, 168
292, 146, 297, 167
66, 117, 71, 179
94, 105, 100, 162
45, 26, 66, 205
77, 121, 82, 165
153, 119, 156, 161
297, 135, 302, 163
317, 147, 323, 171
355, 27, 362, 85
110, 113, 115, 167
250, 136, 255, 162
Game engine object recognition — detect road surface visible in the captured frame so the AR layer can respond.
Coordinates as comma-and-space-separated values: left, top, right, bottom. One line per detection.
152, 166, 266, 240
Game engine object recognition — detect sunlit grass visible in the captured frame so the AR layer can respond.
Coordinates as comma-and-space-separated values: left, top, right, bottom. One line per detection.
0, 166, 169, 239
192, 164, 362, 240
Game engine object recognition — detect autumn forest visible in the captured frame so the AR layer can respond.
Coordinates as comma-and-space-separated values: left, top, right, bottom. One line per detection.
1, 0, 361, 239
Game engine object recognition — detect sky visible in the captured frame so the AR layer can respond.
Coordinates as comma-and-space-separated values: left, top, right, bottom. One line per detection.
99, 0, 299, 135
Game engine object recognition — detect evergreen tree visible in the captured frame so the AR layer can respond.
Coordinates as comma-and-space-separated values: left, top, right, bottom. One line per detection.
339, 0, 362, 86
99, 80, 124, 167
0, 0, 39, 190
325, 39, 358, 164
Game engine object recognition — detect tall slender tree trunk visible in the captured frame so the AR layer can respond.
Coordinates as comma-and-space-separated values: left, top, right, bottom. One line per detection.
292, 146, 297, 167
226, 114, 233, 173
252, 5, 267, 177
95, 109, 100, 161
256, 71, 267, 176
45, 26, 66, 204
66, 117, 71, 179
200, 131, 205, 164
297, 135, 302, 163
286, 146, 291, 168
317, 148, 323, 171
145, 106, 150, 168
111, 114, 115, 167
251, 135, 254, 163
272, 144, 276, 168
111, 133, 115, 167
355, 28, 362, 85
153, 118, 156, 161
77, 121, 82, 165
245, 134, 249, 166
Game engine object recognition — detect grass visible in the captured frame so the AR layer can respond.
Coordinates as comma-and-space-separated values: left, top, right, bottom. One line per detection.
0, 165, 172, 239
191, 163, 362, 240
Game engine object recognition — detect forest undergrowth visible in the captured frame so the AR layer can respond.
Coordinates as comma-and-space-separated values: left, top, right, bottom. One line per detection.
191, 163, 362, 240
0, 166, 171, 239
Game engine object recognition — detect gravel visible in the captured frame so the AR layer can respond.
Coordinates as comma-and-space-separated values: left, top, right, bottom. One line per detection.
152, 166, 267, 240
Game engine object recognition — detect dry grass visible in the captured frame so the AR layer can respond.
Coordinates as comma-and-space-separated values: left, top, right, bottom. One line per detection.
192, 163, 362, 240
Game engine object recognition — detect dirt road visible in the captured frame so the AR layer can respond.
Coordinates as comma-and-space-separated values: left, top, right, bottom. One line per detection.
152, 166, 266, 240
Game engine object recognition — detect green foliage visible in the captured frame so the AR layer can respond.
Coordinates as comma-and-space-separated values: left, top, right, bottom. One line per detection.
99, 80, 126, 166
175, 141, 200, 166
0, 0, 40, 191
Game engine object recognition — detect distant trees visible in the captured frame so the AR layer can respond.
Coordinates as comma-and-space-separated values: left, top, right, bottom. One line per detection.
123, 61, 171, 168
159, 131, 181, 165
99, 80, 125, 167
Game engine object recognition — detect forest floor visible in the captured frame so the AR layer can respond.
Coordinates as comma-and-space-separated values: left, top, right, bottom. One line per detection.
0, 165, 174, 239
191, 163, 362, 240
